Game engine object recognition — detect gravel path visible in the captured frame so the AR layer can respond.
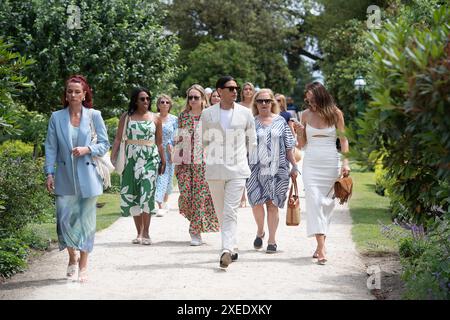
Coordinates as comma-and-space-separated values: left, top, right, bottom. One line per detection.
0, 179, 372, 300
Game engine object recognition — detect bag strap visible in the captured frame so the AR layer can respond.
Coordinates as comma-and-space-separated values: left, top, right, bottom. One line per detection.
88, 109, 96, 142
289, 176, 298, 198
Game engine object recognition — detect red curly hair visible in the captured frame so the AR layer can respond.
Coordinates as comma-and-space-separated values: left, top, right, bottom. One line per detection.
62, 74, 93, 108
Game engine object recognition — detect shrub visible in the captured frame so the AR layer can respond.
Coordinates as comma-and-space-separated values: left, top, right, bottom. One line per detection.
374, 160, 391, 196
0, 157, 54, 236
400, 215, 450, 300
0, 140, 34, 160
0, 237, 29, 278
356, 5, 450, 224
105, 117, 119, 148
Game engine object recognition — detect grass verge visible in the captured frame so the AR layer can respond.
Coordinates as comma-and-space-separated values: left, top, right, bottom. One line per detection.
349, 171, 406, 256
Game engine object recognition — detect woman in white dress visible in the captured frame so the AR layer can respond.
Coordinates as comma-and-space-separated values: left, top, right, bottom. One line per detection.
294, 82, 350, 265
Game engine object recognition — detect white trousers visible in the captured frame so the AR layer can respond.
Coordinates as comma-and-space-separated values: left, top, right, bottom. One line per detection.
207, 179, 246, 253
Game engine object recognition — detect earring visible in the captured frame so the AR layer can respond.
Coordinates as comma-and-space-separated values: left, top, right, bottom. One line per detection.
82, 97, 85, 101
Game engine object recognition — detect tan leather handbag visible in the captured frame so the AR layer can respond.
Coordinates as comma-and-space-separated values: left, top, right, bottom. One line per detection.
334, 175, 353, 205
286, 177, 300, 226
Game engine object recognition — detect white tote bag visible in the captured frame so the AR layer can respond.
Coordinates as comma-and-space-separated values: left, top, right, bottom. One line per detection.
114, 114, 129, 175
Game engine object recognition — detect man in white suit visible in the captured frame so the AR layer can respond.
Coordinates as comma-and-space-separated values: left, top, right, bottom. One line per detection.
201, 76, 257, 269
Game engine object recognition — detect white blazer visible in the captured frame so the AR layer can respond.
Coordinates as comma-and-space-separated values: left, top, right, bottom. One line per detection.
201, 103, 257, 180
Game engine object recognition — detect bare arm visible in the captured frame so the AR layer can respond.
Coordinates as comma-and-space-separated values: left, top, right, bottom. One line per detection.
294, 111, 307, 149
336, 109, 350, 176
155, 115, 166, 175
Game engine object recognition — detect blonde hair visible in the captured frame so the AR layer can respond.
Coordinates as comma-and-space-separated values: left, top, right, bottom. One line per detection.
184, 84, 208, 111
240, 82, 255, 104
275, 94, 287, 112
251, 89, 280, 116
156, 94, 173, 112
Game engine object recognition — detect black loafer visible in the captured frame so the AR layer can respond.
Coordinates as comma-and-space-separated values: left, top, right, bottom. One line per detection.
266, 243, 277, 254
253, 232, 265, 249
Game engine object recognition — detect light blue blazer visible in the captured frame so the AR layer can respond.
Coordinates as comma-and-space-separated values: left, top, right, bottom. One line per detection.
44, 106, 110, 198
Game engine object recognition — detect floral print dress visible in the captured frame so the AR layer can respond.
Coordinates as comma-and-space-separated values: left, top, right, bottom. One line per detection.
120, 118, 160, 216
175, 110, 219, 234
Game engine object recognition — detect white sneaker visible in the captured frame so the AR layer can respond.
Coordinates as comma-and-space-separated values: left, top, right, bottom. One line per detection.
190, 233, 203, 246
156, 208, 164, 217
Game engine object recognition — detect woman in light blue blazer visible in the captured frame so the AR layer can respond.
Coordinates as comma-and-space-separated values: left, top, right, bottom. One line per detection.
44, 75, 109, 282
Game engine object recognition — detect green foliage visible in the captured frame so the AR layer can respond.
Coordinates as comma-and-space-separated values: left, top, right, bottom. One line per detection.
320, 19, 371, 121
0, 157, 54, 236
180, 40, 264, 93
356, 5, 450, 224
0, 37, 34, 139
0, 139, 34, 159
0, 0, 180, 117
0, 237, 28, 278
105, 117, 119, 148
374, 160, 392, 196
166, 0, 299, 96
13, 107, 49, 158
400, 215, 450, 300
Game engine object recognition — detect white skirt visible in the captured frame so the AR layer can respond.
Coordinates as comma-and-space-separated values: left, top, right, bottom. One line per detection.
302, 144, 341, 237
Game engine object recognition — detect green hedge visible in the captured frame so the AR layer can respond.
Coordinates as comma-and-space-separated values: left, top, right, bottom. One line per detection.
356, 5, 450, 224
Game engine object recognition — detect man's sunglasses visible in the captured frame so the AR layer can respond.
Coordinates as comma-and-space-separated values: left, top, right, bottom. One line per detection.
222, 86, 240, 92
139, 97, 151, 102
188, 96, 201, 101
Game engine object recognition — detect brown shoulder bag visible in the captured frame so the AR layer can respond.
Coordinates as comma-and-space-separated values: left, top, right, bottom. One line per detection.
333, 175, 353, 205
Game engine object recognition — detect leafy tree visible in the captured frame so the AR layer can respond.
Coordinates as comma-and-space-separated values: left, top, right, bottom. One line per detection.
0, 37, 34, 140
166, 0, 301, 95
180, 40, 264, 92
0, 0, 180, 117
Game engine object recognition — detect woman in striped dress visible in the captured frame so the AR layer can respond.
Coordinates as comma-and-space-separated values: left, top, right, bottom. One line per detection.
246, 89, 298, 254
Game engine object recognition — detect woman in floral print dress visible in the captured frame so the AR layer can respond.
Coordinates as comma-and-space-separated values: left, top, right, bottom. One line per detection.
174, 84, 219, 246
110, 87, 165, 245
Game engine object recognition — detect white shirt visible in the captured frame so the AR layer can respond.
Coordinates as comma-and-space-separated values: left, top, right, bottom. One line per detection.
219, 107, 234, 131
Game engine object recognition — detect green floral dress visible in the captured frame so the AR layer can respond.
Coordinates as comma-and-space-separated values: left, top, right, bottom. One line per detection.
120, 118, 160, 216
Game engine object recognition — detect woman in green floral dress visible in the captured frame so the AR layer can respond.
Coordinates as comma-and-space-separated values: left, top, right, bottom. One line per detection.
111, 87, 166, 245
174, 84, 219, 246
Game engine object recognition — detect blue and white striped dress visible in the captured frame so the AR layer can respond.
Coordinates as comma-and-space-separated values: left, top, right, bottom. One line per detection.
155, 114, 178, 203
246, 115, 295, 208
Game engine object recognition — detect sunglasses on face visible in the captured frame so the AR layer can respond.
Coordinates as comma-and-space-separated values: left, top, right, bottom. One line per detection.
276, 99, 282, 102
139, 97, 151, 102
256, 99, 273, 105
222, 86, 240, 92
159, 100, 170, 105
188, 95, 201, 101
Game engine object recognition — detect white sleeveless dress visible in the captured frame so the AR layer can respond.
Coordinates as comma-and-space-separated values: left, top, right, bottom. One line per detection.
302, 124, 341, 237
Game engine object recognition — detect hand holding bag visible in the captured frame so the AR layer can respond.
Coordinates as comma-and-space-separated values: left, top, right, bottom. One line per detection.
89, 109, 115, 189
286, 177, 301, 226
114, 114, 129, 175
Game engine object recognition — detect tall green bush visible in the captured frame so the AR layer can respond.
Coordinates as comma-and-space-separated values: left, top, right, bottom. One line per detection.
0, 157, 54, 236
356, 5, 450, 224
0, 0, 180, 117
